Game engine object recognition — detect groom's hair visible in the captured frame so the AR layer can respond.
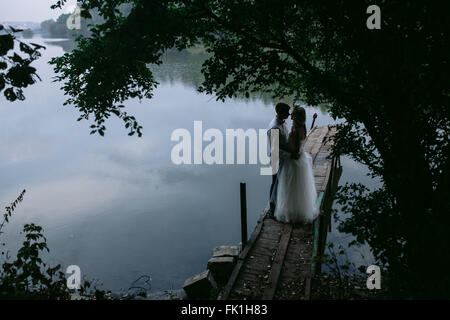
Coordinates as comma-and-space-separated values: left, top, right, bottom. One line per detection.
275, 102, 290, 114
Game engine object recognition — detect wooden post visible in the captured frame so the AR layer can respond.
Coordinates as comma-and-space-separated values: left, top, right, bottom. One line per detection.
310, 113, 318, 130
331, 156, 336, 185
240, 182, 248, 247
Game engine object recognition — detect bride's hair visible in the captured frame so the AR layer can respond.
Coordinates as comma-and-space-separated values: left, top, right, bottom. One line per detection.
292, 105, 306, 127
292, 105, 307, 137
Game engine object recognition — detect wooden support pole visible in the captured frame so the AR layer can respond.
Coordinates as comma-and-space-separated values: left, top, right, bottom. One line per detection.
331, 156, 337, 185
240, 182, 248, 248
310, 113, 318, 130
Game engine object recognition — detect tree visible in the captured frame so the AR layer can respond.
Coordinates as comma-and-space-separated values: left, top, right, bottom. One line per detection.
22, 29, 34, 39
1, 223, 72, 299
0, 25, 44, 101
40, 19, 57, 38
49, 0, 449, 298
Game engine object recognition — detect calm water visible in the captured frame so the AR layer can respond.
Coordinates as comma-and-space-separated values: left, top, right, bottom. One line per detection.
0, 37, 376, 293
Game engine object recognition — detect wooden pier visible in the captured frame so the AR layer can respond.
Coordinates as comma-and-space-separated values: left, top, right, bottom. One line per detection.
218, 125, 342, 300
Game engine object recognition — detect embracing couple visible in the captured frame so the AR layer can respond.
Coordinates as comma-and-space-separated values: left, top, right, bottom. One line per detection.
267, 102, 319, 224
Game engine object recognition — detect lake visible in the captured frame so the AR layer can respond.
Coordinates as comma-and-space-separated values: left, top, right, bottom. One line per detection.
0, 36, 376, 293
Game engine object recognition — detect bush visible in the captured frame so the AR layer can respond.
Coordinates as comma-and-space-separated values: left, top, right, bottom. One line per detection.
0, 223, 71, 299
0, 191, 105, 300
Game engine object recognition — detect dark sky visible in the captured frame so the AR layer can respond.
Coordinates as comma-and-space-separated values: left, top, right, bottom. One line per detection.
0, 0, 77, 22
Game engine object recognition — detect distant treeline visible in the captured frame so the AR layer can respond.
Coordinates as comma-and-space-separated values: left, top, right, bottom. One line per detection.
40, 12, 98, 38
22, 29, 34, 38
40, 4, 132, 38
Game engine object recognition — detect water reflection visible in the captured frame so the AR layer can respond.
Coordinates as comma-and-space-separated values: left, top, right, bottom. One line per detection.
1, 37, 373, 293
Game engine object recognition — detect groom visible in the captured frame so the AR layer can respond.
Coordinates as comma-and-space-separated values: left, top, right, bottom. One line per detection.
267, 102, 299, 218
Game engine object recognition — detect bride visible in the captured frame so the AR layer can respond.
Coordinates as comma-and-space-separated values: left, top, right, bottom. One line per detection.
274, 106, 319, 224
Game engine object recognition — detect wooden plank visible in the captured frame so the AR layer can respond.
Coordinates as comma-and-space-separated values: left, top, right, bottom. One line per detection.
245, 251, 271, 261
304, 127, 319, 154
314, 152, 329, 166
259, 231, 282, 241
313, 165, 328, 177
239, 272, 261, 282
255, 237, 280, 247
218, 215, 265, 300
310, 127, 330, 162
240, 266, 267, 277
319, 126, 338, 152
320, 162, 332, 193
258, 232, 282, 241
241, 261, 269, 273
319, 129, 332, 151
251, 246, 277, 257
304, 276, 312, 300
314, 176, 326, 186
232, 280, 253, 294
252, 243, 279, 254
305, 126, 325, 148
261, 223, 284, 232
262, 224, 293, 300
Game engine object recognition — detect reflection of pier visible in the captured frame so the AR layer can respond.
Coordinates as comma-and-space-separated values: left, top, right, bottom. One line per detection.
218, 125, 342, 300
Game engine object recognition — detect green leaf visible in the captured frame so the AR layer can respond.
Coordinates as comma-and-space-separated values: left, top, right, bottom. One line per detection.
19, 42, 34, 55
80, 9, 92, 19
11, 53, 24, 63
4, 87, 17, 101
0, 34, 14, 55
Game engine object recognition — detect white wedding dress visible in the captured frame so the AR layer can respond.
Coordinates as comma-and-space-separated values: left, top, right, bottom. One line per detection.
274, 130, 319, 224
